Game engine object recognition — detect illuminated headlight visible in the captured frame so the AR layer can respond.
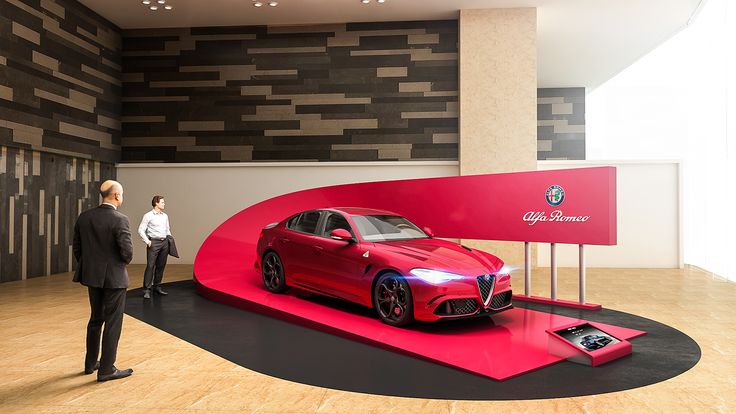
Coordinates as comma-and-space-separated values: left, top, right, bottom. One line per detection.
410, 268, 465, 284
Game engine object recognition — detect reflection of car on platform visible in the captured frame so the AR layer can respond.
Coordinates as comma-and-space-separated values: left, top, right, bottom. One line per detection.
255, 207, 513, 326
580, 334, 613, 350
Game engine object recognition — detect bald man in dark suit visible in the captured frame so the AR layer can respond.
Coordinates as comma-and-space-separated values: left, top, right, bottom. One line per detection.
73, 180, 134, 382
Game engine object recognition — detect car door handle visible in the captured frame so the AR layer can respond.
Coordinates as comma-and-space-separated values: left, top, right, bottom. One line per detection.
312, 245, 324, 254
279, 238, 290, 244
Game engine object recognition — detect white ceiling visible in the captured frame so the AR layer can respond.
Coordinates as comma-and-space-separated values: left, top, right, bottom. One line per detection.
79, 0, 703, 89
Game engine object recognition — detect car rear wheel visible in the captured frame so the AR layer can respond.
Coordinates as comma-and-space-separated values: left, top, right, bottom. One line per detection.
373, 272, 414, 326
262, 251, 288, 293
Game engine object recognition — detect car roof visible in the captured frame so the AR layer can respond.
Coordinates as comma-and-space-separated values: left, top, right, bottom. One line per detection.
326, 207, 398, 216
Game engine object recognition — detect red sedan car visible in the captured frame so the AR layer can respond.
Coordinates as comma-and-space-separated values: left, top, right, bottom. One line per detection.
255, 207, 513, 326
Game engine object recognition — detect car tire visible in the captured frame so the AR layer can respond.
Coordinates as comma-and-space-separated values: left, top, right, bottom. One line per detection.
262, 251, 288, 293
373, 272, 414, 326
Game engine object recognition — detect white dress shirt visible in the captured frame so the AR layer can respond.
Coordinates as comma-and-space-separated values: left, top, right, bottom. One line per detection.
138, 209, 171, 245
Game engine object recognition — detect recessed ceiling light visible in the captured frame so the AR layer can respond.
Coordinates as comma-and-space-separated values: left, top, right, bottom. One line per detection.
268, 1, 278, 6
149, 5, 158, 10
361, 0, 370, 4
164, 4, 173, 10
157, 0, 166, 3
377, 0, 386, 3
142, 0, 151, 4
253, 1, 263, 6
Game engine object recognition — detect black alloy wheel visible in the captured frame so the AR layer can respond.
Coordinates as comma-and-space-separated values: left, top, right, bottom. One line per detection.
373, 273, 414, 326
262, 252, 288, 293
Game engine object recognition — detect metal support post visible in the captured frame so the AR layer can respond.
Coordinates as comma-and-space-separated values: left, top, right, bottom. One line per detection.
524, 241, 531, 296
550, 242, 557, 300
579, 244, 586, 304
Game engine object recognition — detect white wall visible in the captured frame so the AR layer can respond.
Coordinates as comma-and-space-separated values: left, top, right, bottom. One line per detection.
116, 162, 459, 264
536, 160, 681, 268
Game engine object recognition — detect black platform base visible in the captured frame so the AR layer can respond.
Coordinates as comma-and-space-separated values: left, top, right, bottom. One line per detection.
125, 280, 700, 400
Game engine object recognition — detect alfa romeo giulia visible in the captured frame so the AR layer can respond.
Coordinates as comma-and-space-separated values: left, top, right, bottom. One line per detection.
255, 207, 513, 326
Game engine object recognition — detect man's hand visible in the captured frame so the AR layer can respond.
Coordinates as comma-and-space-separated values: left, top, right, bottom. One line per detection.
147, 242, 151, 248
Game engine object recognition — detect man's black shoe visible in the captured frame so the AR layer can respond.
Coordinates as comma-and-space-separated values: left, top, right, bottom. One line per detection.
143, 289, 151, 299
97, 367, 133, 382
84, 361, 100, 375
153, 287, 168, 296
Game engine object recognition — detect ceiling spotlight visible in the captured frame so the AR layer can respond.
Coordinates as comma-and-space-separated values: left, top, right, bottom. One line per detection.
268, 1, 278, 6
361, 0, 370, 3
253, 1, 263, 6
157, 0, 166, 3
377, 0, 386, 2
142, 0, 151, 4
164, 4, 173, 9
149, 5, 158, 10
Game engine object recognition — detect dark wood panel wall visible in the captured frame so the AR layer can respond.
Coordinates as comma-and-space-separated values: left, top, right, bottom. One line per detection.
121, 21, 459, 162
0, 146, 116, 281
0, 0, 120, 282
537, 87, 585, 160
0, 0, 122, 162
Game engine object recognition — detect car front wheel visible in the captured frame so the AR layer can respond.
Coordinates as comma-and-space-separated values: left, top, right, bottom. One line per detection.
262, 251, 288, 293
373, 272, 414, 326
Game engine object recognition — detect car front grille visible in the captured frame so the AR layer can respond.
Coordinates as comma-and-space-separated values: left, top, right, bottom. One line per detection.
490, 291, 512, 309
476, 274, 495, 306
434, 298, 479, 316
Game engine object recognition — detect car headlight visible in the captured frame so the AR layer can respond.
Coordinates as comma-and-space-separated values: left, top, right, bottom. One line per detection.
410, 268, 465, 284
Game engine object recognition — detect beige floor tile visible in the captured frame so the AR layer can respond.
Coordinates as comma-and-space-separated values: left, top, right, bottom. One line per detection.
187, 371, 327, 412
316, 390, 451, 414
449, 398, 583, 414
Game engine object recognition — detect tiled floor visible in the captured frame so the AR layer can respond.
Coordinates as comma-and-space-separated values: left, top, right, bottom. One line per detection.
0, 264, 734, 413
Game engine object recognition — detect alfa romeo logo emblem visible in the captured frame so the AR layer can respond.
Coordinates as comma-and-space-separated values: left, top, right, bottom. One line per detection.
545, 185, 565, 207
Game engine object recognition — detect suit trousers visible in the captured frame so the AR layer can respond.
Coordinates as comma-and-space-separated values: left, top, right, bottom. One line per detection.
86, 287, 126, 374
143, 238, 169, 290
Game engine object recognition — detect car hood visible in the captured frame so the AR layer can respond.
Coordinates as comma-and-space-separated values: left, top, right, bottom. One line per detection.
375, 238, 504, 275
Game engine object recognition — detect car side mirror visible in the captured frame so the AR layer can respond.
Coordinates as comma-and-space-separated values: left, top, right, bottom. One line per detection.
330, 229, 354, 242
423, 227, 434, 238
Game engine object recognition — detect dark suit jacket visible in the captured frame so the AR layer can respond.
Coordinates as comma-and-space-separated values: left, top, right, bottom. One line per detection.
73, 204, 134, 289
166, 235, 180, 258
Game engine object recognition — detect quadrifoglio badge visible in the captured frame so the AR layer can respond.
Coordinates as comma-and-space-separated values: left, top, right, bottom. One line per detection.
523, 185, 590, 226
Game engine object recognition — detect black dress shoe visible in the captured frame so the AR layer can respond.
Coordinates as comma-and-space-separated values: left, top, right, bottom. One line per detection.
97, 367, 133, 382
84, 361, 100, 375
154, 287, 168, 296
143, 289, 151, 299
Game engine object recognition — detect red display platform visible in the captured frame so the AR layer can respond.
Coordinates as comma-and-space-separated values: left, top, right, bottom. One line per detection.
195, 236, 645, 381
513, 294, 603, 311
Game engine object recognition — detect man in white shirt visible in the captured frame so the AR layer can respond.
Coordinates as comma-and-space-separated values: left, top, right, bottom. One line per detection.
138, 195, 172, 299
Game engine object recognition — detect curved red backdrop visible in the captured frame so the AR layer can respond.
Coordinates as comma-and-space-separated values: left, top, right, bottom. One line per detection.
194, 167, 616, 284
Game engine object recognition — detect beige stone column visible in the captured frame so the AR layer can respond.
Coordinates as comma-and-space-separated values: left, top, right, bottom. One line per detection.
459, 8, 537, 270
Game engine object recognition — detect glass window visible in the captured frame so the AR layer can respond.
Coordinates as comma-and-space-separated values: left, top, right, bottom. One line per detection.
351, 215, 427, 241
286, 214, 301, 229
323, 213, 353, 237
288, 211, 321, 234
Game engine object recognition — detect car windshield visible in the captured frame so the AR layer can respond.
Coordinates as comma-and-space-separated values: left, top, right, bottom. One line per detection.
351, 215, 428, 241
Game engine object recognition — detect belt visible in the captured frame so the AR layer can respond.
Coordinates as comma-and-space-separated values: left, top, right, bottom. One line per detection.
150, 237, 166, 241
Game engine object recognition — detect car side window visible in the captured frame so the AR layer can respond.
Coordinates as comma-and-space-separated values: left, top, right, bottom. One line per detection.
289, 211, 321, 234
286, 214, 301, 229
322, 213, 354, 238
